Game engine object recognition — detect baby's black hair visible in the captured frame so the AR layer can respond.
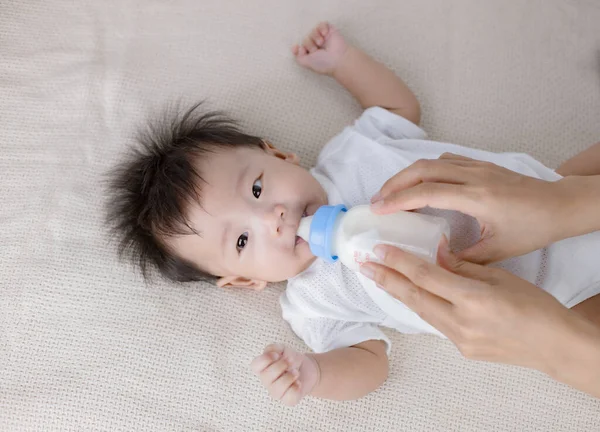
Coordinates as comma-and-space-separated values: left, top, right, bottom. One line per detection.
106, 102, 264, 283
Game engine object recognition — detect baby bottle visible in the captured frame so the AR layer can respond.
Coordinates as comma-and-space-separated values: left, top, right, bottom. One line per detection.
296, 204, 450, 272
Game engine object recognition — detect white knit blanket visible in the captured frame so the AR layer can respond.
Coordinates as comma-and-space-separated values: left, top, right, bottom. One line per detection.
1, 1, 600, 430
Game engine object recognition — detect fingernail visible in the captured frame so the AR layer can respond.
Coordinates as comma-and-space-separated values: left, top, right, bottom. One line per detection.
374, 245, 387, 260
370, 193, 382, 203
271, 353, 280, 361
370, 200, 384, 211
438, 236, 450, 258
359, 265, 375, 280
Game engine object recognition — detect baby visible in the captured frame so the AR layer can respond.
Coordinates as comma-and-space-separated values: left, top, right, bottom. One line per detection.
107, 23, 600, 405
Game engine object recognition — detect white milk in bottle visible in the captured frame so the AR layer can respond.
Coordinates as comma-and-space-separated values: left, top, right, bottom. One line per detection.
296, 204, 450, 272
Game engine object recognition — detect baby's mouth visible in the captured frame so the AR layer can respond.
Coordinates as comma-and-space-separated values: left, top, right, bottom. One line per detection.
294, 207, 309, 246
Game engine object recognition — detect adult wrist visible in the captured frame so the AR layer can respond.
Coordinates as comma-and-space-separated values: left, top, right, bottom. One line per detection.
543, 311, 600, 397
553, 175, 600, 242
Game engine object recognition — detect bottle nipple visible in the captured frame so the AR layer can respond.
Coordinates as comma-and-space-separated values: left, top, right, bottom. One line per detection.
297, 216, 312, 241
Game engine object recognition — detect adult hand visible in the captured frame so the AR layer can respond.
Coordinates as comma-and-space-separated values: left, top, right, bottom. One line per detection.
359, 239, 600, 396
370, 154, 572, 264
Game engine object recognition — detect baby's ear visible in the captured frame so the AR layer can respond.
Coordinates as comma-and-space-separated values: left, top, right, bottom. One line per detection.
261, 140, 299, 165
216, 275, 267, 291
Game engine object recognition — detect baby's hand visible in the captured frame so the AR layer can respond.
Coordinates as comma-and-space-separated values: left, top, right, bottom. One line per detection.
291, 22, 349, 75
250, 343, 320, 406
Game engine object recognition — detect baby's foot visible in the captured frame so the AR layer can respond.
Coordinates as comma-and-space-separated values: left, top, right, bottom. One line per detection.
291, 22, 349, 75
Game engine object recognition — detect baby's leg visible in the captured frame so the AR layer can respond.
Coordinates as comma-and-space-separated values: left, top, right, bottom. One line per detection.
572, 295, 600, 327
556, 142, 600, 176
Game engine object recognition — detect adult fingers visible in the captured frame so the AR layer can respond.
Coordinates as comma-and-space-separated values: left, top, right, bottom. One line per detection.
436, 236, 497, 280
373, 159, 471, 204
377, 245, 472, 302
372, 182, 480, 216
439, 152, 477, 162
455, 238, 499, 265
360, 260, 456, 335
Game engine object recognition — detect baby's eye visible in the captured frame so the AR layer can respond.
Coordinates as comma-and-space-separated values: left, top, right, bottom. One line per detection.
252, 177, 262, 199
237, 232, 248, 252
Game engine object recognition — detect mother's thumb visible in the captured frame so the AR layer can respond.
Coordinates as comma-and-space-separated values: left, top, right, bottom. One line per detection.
438, 237, 491, 281
437, 236, 468, 272
456, 240, 495, 265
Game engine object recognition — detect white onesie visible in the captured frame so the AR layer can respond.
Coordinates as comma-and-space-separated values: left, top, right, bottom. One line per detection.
280, 107, 600, 353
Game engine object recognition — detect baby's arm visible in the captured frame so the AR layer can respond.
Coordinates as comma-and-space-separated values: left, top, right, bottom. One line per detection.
293, 22, 421, 124
310, 340, 388, 400
251, 340, 388, 405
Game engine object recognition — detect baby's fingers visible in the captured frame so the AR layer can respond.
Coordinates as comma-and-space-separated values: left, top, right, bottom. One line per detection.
316, 21, 330, 39
263, 343, 286, 356
310, 26, 324, 47
259, 359, 290, 387
280, 380, 304, 406
302, 35, 318, 54
250, 350, 281, 375
292, 43, 308, 57
269, 369, 301, 402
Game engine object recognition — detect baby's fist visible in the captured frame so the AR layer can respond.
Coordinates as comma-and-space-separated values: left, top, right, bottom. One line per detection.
292, 22, 349, 75
251, 343, 319, 406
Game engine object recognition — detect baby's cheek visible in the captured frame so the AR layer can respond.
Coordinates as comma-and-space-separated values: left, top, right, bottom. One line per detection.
252, 250, 290, 281
267, 251, 303, 281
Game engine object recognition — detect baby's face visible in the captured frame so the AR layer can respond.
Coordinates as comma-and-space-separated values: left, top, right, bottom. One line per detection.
169, 144, 327, 288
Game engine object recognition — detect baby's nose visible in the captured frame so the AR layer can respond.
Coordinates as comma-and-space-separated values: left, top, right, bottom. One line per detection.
265, 205, 286, 235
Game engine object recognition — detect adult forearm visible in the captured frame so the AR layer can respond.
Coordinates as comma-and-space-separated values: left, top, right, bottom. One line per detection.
555, 175, 600, 243
543, 310, 600, 398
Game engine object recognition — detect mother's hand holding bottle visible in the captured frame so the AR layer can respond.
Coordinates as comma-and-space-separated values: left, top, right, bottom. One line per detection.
359, 153, 600, 397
